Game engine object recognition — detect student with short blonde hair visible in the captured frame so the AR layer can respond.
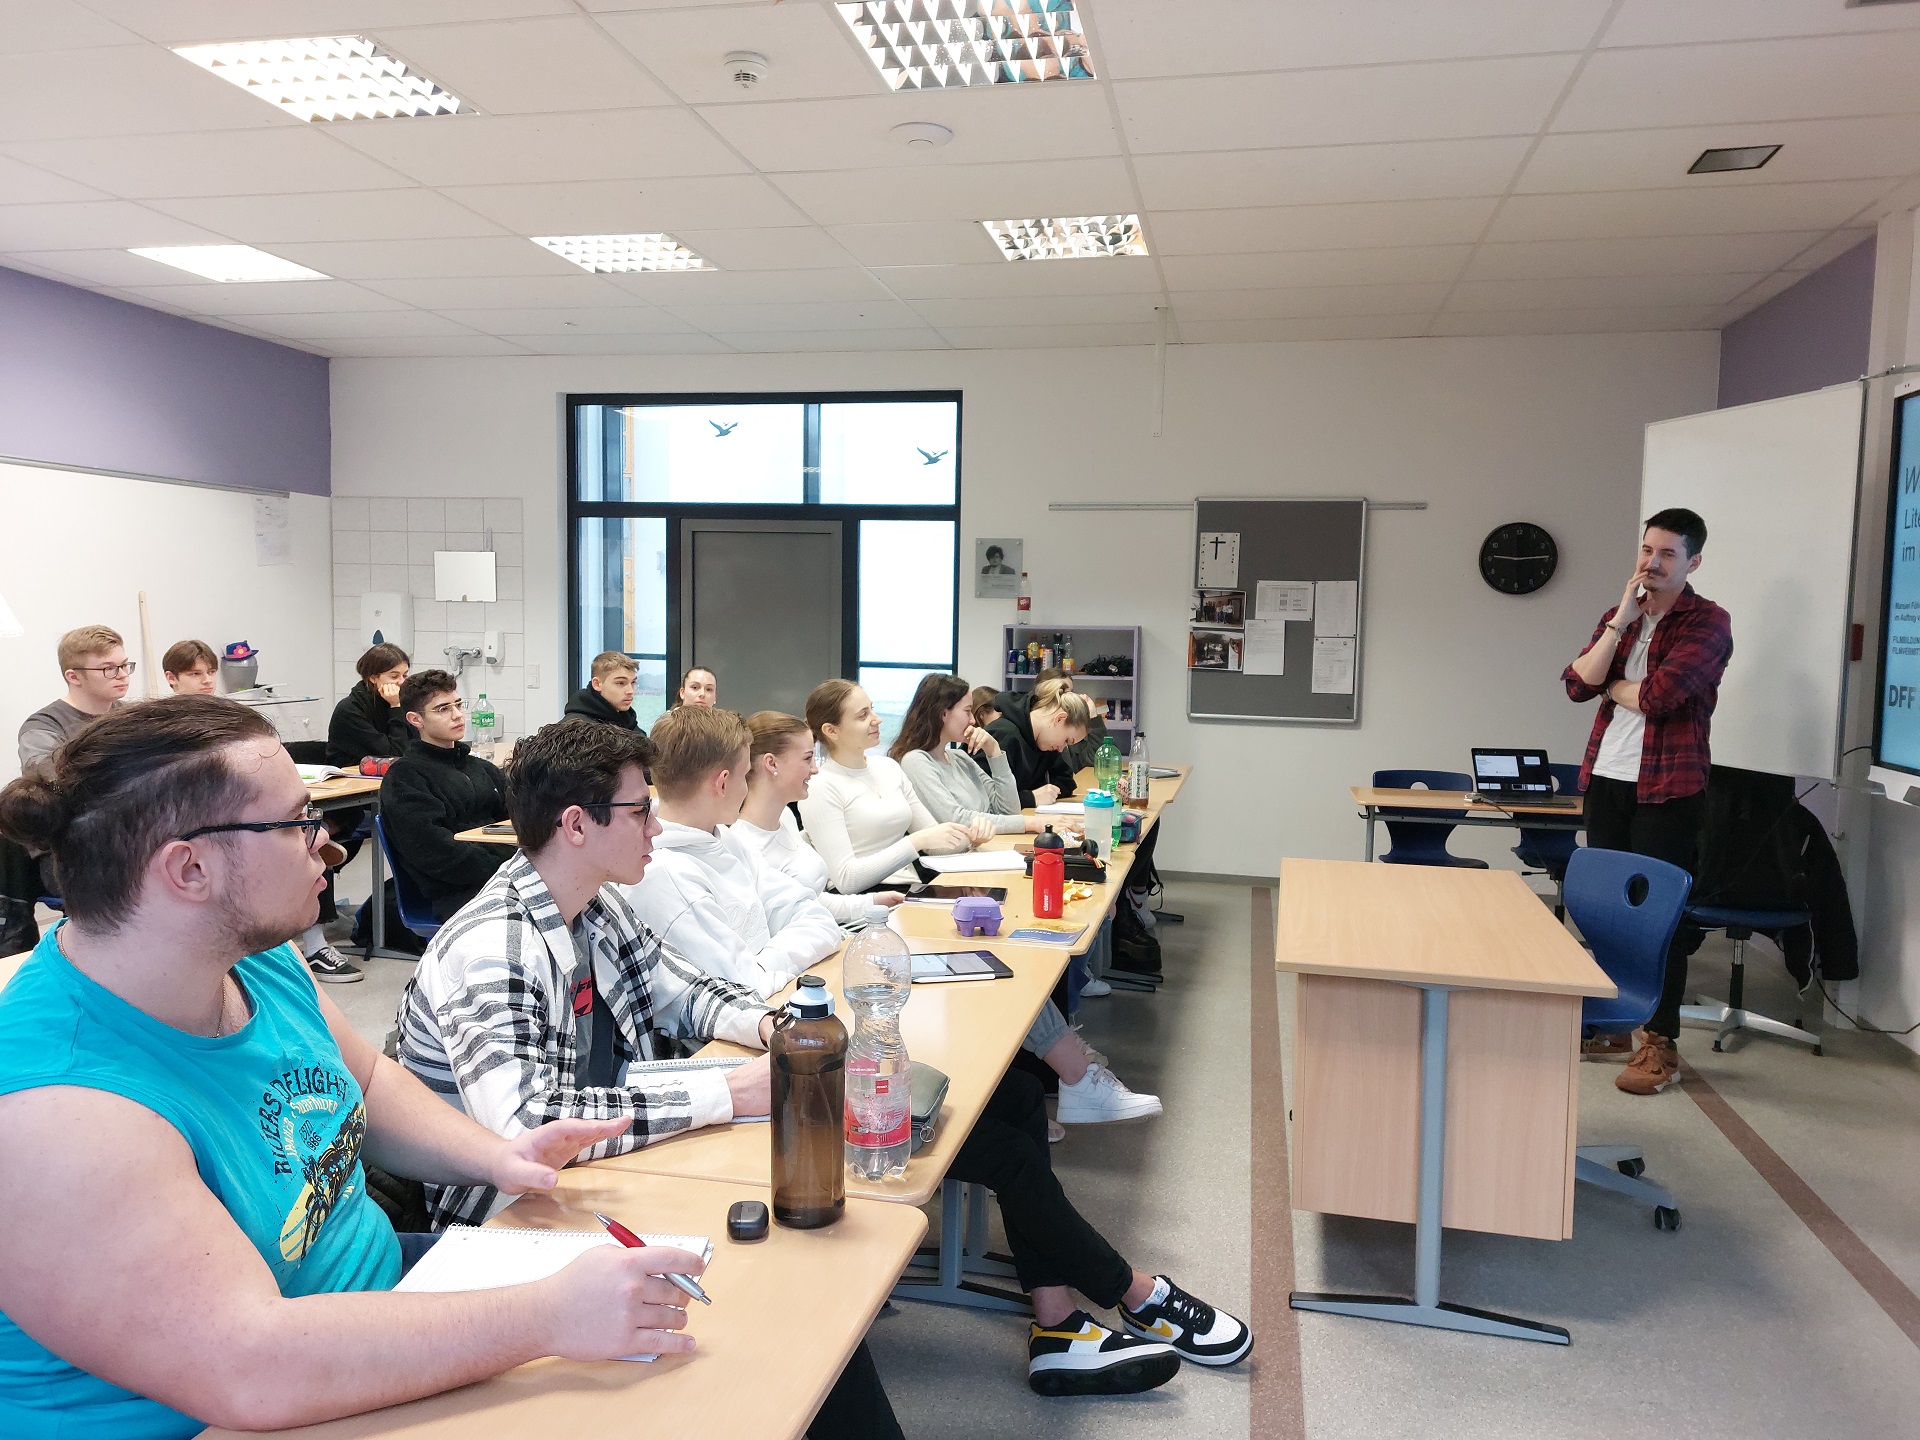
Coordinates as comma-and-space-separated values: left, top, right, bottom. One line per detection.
564, 651, 642, 732
162, 640, 220, 695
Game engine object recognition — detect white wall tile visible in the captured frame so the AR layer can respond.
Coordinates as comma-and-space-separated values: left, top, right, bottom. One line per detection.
412, 599, 446, 630
408, 564, 436, 598
370, 563, 409, 594
332, 594, 359, 628
484, 599, 523, 630
494, 532, 524, 566
407, 498, 446, 531
333, 496, 369, 531
413, 629, 447, 666
493, 665, 524, 695
407, 532, 441, 565
445, 497, 484, 531
369, 497, 407, 530
369, 530, 407, 565
333, 562, 370, 596
446, 600, 484, 630
333, 626, 361, 663
332, 529, 370, 564
496, 565, 524, 600
483, 498, 523, 531
445, 530, 483, 551
335, 662, 359, 695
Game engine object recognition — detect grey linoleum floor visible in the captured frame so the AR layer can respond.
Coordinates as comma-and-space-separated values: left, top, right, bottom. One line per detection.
325, 862, 1920, 1439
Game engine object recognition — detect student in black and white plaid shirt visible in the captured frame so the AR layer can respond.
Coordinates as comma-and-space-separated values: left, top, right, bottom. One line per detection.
397, 718, 904, 1440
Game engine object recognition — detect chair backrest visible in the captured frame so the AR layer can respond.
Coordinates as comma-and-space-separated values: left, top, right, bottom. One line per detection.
1549, 762, 1585, 796
285, 739, 331, 765
373, 814, 442, 939
1562, 847, 1691, 1030
1373, 769, 1474, 793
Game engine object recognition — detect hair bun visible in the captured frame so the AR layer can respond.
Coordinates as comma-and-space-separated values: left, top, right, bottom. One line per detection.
0, 773, 73, 854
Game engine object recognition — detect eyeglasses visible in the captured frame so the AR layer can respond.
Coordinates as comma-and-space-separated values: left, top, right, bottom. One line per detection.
78, 661, 136, 679
179, 804, 328, 850
425, 699, 466, 717
584, 798, 652, 822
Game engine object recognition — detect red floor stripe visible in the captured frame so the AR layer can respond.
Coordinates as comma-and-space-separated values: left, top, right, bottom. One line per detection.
1249, 887, 1307, 1438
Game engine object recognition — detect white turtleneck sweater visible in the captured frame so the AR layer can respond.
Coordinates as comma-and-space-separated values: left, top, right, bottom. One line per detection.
728, 808, 884, 928
797, 754, 947, 895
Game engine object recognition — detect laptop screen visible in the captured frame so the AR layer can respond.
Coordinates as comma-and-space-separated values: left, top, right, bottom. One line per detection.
1471, 748, 1553, 795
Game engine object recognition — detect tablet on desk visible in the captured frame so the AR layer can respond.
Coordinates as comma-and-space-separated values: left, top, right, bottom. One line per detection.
910, 950, 1014, 984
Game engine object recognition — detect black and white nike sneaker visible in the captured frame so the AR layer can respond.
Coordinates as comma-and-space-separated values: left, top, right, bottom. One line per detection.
1027, 1310, 1180, 1397
1119, 1276, 1253, 1367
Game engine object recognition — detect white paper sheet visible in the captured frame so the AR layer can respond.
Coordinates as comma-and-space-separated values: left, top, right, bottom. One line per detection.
1255, 581, 1313, 620
1313, 579, 1357, 638
1033, 801, 1084, 814
253, 496, 290, 567
920, 850, 1031, 874
1311, 636, 1356, 694
1243, 618, 1287, 675
1197, 531, 1240, 588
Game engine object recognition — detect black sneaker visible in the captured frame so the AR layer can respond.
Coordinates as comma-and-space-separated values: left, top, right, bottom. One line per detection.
306, 945, 364, 984
1110, 933, 1162, 977
1027, 1310, 1179, 1397
1119, 1277, 1252, 1367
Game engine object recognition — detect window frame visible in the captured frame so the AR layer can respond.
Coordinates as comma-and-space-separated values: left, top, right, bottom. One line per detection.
566, 390, 963, 699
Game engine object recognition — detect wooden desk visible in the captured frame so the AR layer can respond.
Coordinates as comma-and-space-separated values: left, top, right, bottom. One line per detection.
307, 775, 382, 807
1350, 785, 1583, 863
202, 1168, 923, 1440
1277, 858, 1614, 1344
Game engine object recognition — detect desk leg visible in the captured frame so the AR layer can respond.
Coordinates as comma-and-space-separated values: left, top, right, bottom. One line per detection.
359, 796, 416, 963
1290, 985, 1572, 1345
1364, 810, 1376, 862
895, 1180, 1031, 1314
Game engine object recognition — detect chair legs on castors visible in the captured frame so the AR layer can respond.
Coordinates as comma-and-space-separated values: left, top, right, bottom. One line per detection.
1575, 1146, 1681, 1231
1679, 937, 1822, 1055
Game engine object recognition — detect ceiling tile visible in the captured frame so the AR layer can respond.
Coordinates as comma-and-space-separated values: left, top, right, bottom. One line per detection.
80, 1, 574, 45
0, 200, 230, 250
1487, 179, 1894, 240
4, 247, 246, 288
935, 322, 1166, 349
601, 267, 890, 303
1717, 270, 1809, 318
660, 298, 925, 331
1175, 315, 1433, 343
328, 109, 745, 187
1132, 137, 1531, 212
1556, 32, 1920, 133
0, 44, 300, 141
1603, 0, 1920, 48
1148, 198, 1500, 254
1785, 228, 1875, 271
775, 157, 1136, 226
664, 225, 853, 270
497, 332, 736, 355
321, 335, 535, 357
440, 175, 807, 232
1463, 232, 1831, 280
145, 188, 507, 242
237, 309, 481, 339
358, 273, 649, 308
827, 221, 1004, 267
1116, 56, 1578, 154
596, 2, 881, 105
699, 85, 1119, 173
908, 293, 1165, 329
377, 16, 672, 113
873, 257, 1163, 300
1172, 284, 1450, 320
1160, 246, 1472, 290
1517, 115, 1920, 195
0, 155, 111, 204
116, 279, 410, 314
0, 0, 145, 53
4, 128, 414, 199
432, 306, 697, 335
1427, 306, 1715, 336
708, 328, 949, 353
264, 236, 579, 278
1095, 0, 1609, 78
1448, 273, 1767, 311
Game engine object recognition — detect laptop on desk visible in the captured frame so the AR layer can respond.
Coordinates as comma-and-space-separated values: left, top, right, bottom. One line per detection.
1469, 748, 1579, 809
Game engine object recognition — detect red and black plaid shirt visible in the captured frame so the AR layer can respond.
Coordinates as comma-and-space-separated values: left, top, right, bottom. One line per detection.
1563, 585, 1733, 803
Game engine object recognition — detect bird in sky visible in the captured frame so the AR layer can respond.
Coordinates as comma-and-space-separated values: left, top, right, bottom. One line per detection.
711, 421, 738, 436
917, 447, 948, 465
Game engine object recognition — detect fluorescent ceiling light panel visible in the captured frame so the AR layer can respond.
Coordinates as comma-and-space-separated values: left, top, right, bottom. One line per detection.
532, 234, 715, 274
1688, 144, 1781, 174
837, 1, 1094, 91
128, 245, 329, 283
173, 36, 468, 122
982, 215, 1147, 262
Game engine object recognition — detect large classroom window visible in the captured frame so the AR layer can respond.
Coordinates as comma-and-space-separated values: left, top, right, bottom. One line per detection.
570, 392, 961, 738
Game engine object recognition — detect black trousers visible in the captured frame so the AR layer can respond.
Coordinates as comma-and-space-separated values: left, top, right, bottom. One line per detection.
1583, 776, 1706, 1040
947, 1068, 1133, 1306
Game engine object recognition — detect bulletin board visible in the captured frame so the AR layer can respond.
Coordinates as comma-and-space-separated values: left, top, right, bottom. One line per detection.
1188, 497, 1367, 725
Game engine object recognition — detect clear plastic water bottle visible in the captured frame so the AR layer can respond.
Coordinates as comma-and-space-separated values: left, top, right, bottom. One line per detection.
471, 692, 495, 745
1127, 730, 1150, 805
843, 928, 912, 1182
1094, 734, 1123, 799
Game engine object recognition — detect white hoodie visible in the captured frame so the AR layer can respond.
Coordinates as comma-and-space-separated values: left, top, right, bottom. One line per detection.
622, 819, 843, 1000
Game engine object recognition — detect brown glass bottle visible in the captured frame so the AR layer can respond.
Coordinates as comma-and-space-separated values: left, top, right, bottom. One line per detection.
770, 975, 847, 1230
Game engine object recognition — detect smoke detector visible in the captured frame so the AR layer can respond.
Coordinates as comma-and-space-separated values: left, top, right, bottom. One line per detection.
725, 51, 768, 89
891, 121, 954, 150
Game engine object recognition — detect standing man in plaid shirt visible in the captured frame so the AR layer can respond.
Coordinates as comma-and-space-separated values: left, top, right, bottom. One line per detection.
1564, 507, 1733, 1096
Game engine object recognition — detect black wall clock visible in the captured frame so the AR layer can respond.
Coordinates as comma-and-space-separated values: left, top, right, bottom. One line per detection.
1479, 522, 1559, 595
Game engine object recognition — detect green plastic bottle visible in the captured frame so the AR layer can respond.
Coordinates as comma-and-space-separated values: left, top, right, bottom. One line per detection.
1093, 735, 1124, 848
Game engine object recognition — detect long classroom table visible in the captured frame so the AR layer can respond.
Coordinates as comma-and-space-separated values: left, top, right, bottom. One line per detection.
1350, 784, 1583, 863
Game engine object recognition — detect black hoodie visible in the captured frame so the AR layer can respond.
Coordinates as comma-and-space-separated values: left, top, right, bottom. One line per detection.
563, 685, 642, 732
327, 679, 413, 768
379, 739, 513, 920
983, 689, 1078, 807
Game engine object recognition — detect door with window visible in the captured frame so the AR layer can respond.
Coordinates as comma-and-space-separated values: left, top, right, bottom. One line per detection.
682, 519, 841, 719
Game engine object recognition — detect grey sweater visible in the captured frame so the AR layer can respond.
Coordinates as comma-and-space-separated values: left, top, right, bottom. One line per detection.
18, 699, 116, 777
898, 746, 1027, 835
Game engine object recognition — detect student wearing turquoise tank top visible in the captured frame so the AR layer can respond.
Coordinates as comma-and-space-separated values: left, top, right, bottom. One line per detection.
0, 698, 709, 1438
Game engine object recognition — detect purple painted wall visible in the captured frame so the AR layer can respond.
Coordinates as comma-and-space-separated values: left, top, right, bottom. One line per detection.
0, 265, 329, 495
1718, 237, 1876, 409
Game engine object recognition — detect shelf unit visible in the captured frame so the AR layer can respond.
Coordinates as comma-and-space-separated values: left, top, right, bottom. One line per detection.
999, 624, 1141, 738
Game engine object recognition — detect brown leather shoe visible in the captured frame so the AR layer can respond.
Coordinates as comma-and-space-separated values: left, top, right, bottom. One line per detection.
1616, 1032, 1680, 1095
1582, 1032, 1633, 1060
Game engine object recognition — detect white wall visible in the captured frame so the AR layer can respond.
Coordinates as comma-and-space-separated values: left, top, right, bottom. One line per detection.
329, 334, 1718, 875
0, 461, 334, 781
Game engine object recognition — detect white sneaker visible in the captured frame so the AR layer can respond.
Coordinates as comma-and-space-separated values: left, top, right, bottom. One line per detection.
1057, 1063, 1163, 1124
1080, 977, 1112, 998
1047, 1118, 1066, 1144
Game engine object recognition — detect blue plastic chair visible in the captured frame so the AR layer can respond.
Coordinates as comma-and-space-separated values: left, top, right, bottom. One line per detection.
1371, 769, 1489, 868
1512, 763, 1586, 911
1679, 904, 1818, 1055
373, 815, 443, 943
1562, 846, 1691, 1230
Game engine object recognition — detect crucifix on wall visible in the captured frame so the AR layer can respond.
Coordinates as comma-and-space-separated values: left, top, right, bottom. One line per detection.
1197, 530, 1240, 588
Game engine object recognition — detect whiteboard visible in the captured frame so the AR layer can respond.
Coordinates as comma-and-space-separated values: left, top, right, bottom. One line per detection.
1640, 384, 1862, 782
0, 461, 334, 782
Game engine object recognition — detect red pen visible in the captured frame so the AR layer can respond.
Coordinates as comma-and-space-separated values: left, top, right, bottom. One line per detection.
593, 1211, 711, 1305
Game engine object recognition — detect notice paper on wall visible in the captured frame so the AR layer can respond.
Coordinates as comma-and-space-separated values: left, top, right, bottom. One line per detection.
1243, 618, 1287, 675
253, 496, 290, 567
1311, 637, 1356, 694
1313, 580, 1357, 638
1197, 531, 1240, 588
1255, 581, 1313, 620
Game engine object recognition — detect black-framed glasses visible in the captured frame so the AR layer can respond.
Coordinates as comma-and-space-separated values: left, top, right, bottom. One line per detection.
78, 661, 136, 679
584, 798, 652, 822
179, 805, 327, 850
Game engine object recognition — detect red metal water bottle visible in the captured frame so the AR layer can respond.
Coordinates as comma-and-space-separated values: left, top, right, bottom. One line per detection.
1032, 824, 1065, 919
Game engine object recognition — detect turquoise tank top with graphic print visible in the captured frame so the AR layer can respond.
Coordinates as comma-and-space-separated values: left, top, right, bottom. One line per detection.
0, 928, 401, 1439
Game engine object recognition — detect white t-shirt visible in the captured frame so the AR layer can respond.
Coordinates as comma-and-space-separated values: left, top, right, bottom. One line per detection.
1592, 611, 1662, 783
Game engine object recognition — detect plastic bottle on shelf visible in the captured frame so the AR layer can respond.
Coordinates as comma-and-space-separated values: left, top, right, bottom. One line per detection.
1127, 731, 1150, 805
1016, 571, 1031, 613
843, 928, 912, 1183
471, 693, 495, 745
771, 974, 847, 1230
1062, 633, 1075, 673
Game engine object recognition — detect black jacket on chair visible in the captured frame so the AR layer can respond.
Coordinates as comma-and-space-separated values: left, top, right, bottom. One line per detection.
379, 740, 513, 920
984, 690, 1077, 807
563, 686, 642, 731
328, 680, 414, 768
